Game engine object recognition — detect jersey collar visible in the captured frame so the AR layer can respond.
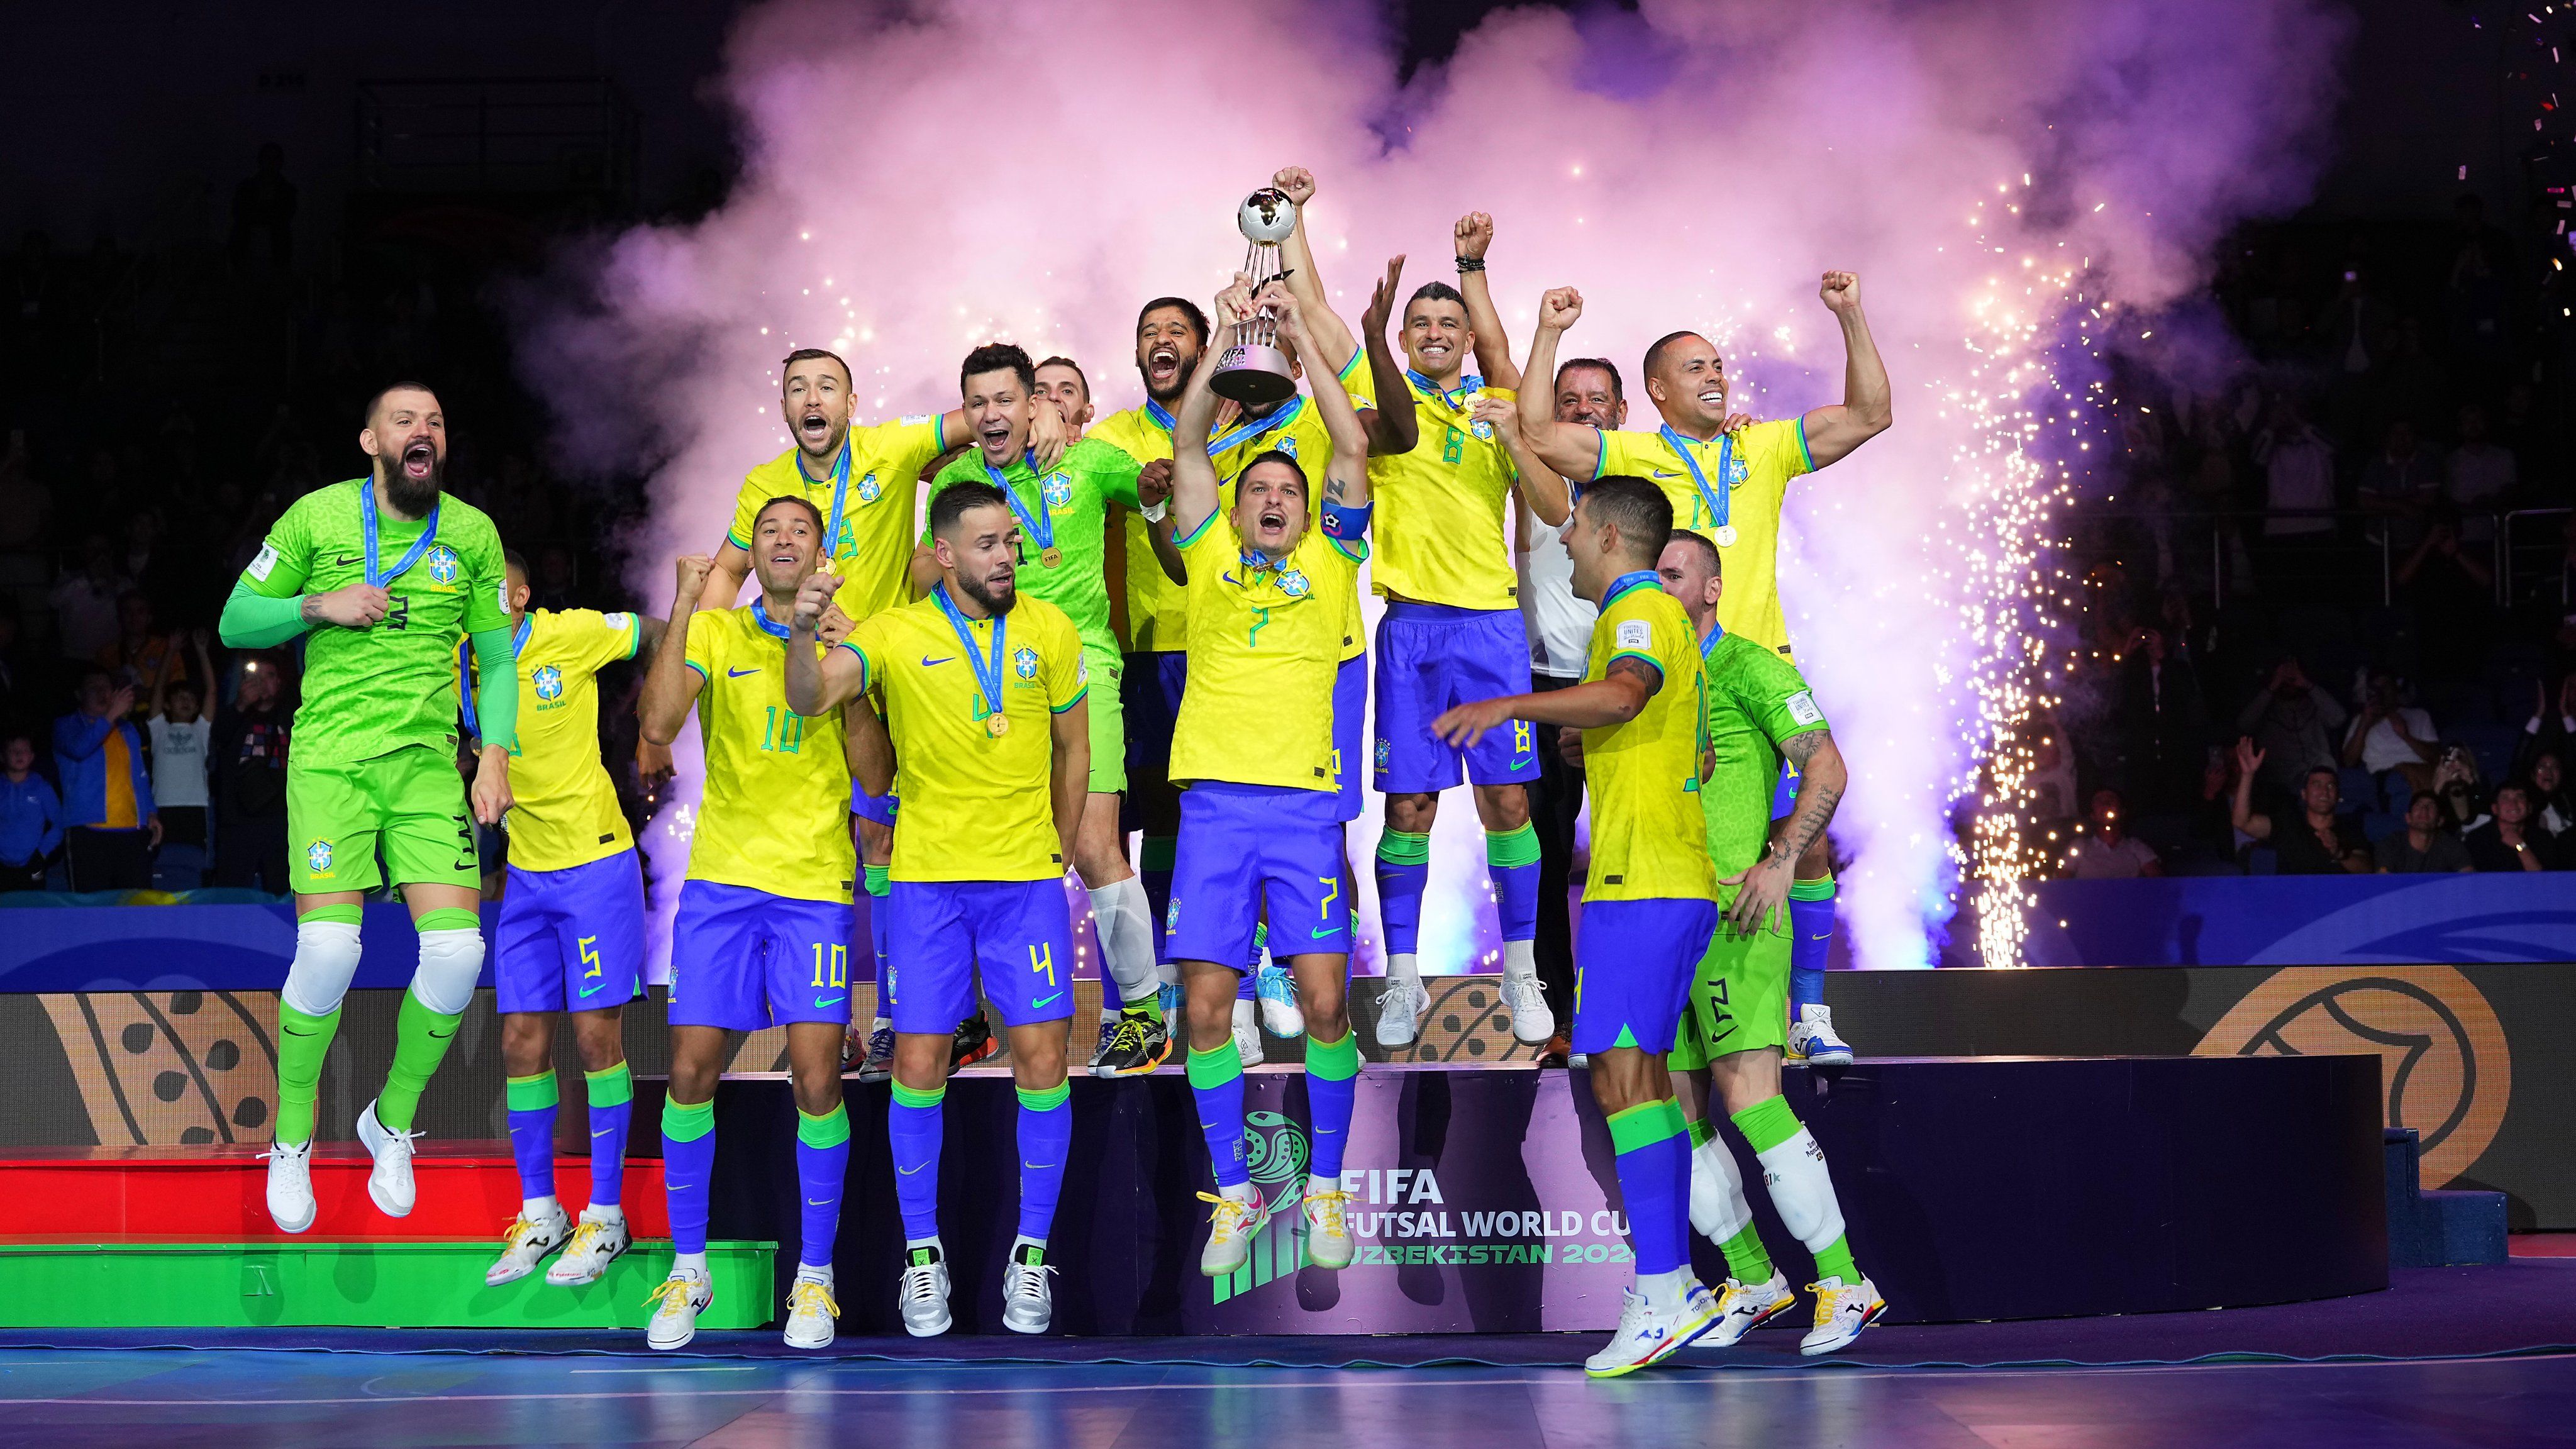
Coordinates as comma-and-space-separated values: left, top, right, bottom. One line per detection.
1602, 569, 1660, 609
511, 613, 533, 655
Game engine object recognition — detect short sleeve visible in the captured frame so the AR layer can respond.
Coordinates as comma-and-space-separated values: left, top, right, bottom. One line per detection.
1594, 429, 1654, 484
1176, 510, 1230, 563
1743, 418, 1814, 482
1737, 651, 1829, 747
683, 610, 723, 682
242, 495, 313, 597
1045, 610, 1087, 712
838, 613, 888, 694
594, 609, 643, 667
725, 476, 766, 552
1338, 345, 1376, 412
855, 414, 948, 484
462, 517, 511, 633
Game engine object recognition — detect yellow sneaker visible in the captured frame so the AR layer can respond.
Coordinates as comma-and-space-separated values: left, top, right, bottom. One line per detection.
1301, 1187, 1354, 1269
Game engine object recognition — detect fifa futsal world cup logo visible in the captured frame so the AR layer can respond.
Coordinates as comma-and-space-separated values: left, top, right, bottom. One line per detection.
1209, 1110, 1313, 1304
1211, 187, 1301, 406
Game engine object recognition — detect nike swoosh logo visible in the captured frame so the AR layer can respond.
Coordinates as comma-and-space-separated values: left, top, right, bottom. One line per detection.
429, 1028, 456, 1040
727, 667, 760, 677
897, 1163, 925, 1175
1312, 922, 1340, 938
807, 1198, 832, 1206
592, 1128, 614, 1138
670, 1184, 696, 1191
921, 655, 953, 667
1033, 992, 1063, 1008
336, 554, 362, 566
814, 995, 845, 1008
579, 984, 604, 997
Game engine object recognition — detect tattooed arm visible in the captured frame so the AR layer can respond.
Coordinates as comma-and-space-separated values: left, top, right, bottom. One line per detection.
1722, 728, 1846, 940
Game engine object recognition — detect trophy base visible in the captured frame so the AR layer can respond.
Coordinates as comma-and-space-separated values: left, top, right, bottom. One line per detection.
1209, 344, 1297, 406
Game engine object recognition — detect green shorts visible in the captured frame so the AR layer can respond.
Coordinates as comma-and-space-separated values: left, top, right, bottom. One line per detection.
287, 743, 480, 895
1083, 645, 1126, 796
1668, 881, 1790, 1070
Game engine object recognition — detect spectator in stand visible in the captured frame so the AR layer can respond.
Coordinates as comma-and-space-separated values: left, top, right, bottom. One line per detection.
2397, 504, 2496, 684
2466, 783, 2562, 871
2117, 623, 2207, 812
52, 669, 157, 891
2232, 738, 2372, 873
208, 653, 290, 893
2066, 789, 2163, 878
2512, 675, 2575, 784
145, 631, 215, 858
47, 533, 125, 670
2529, 751, 2573, 838
0, 428, 48, 551
2027, 718, 2080, 827
229, 142, 297, 274
2444, 403, 2516, 545
2237, 654, 2348, 803
2357, 417, 2441, 552
2341, 669, 2438, 797
0, 596, 40, 741
0, 733, 62, 892
2376, 789, 2473, 874
2429, 743, 2489, 833
2252, 394, 2337, 580
98, 591, 182, 706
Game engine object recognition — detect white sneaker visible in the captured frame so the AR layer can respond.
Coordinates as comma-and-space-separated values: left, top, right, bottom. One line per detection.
262, 1137, 316, 1235
1500, 970, 1553, 1045
1583, 1285, 1720, 1378
1001, 1248, 1055, 1334
1301, 1187, 1353, 1269
1786, 1004, 1853, 1066
486, 1204, 571, 1286
1706, 1272, 1796, 1347
898, 1245, 952, 1336
545, 1208, 633, 1286
1801, 1275, 1887, 1355
1374, 975, 1428, 1049
1231, 997, 1265, 1067
1199, 1187, 1269, 1277
355, 1099, 419, 1218
644, 1269, 711, 1351
1256, 963, 1305, 1038
784, 1274, 839, 1349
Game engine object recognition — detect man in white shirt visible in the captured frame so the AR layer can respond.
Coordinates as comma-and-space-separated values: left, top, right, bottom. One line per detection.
2255, 394, 2336, 538
2445, 403, 2516, 545
2341, 669, 2437, 796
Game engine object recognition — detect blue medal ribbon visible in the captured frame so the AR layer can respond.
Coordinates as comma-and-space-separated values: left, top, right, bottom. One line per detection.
1658, 425, 1733, 535
932, 583, 1008, 723
1146, 397, 1307, 459
750, 599, 796, 641
1404, 369, 1482, 418
359, 484, 442, 589
984, 452, 1055, 556
1602, 568, 1660, 608
511, 614, 533, 654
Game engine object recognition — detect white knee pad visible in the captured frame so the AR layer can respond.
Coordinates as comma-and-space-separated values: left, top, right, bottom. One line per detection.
1689, 1134, 1755, 1243
280, 919, 365, 1017
1755, 1127, 1847, 1252
409, 928, 486, 1016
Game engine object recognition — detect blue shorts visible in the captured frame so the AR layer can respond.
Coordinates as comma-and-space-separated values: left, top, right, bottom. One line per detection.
852, 782, 899, 827
883, 878, 1079, 1035
1771, 758, 1799, 822
494, 849, 645, 1015
1372, 603, 1539, 794
1572, 897, 1719, 1056
1332, 652, 1367, 822
1169, 781, 1350, 965
668, 880, 856, 1030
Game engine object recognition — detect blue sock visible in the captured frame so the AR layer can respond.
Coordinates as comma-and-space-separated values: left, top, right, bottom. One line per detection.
661, 1098, 716, 1256
1375, 830, 1429, 957
584, 1063, 633, 1207
1608, 1099, 1690, 1277
504, 1073, 557, 1204
1487, 823, 1540, 945
1187, 1043, 1249, 1189
1305, 1030, 1360, 1182
795, 1105, 850, 1270
1016, 1082, 1073, 1241
1789, 880, 1836, 1013
889, 1080, 945, 1240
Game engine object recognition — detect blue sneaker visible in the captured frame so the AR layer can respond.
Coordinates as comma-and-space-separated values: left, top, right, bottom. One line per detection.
1256, 962, 1304, 1038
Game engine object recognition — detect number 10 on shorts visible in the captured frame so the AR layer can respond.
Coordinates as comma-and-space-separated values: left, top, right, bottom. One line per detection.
810, 943, 847, 990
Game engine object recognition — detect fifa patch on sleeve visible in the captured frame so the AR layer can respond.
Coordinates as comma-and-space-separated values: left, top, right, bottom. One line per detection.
496, 584, 511, 613
1787, 691, 1823, 726
1614, 618, 1652, 652
901, 414, 933, 426
249, 543, 279, 581
605, 612, 633, 632
1077, 655, 1089, 682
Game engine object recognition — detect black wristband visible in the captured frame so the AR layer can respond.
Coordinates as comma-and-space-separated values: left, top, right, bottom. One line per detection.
1454, 256, 1486, 272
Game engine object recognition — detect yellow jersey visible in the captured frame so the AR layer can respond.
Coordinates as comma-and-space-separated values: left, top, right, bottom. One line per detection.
1596, 418, 1813, 658
840, 591, 1088, 883
681, 602, 855, 903
1097, 347, 1368, 658
1168, 514, 1365, 793
1366, 375, 1519, 609
502, 608, 638, 873
729, 414, 950, 624
1580, 573, 1715, 904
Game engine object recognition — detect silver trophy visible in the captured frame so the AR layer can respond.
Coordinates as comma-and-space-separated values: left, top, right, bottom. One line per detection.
1211, 187, 1300, 405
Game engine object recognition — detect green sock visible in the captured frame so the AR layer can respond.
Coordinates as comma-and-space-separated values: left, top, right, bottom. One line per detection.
1813, 1233, 1858, 1284
376, 988, 464, 1134
1721, 1224, 1775, 1284
274, 1003, 340, 1146
1685, 1116, 1714, 1149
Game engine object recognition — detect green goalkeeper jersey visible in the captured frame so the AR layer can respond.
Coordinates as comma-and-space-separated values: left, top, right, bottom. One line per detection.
925, 436, 1142, 661
1696, 625, 1829, 875
240, 479, 511, 767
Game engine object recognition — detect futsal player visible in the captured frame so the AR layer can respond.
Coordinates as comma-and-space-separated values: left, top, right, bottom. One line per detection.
918, 343, 1169, 1083
1159, 280, 1374, 1277
1656, 530, 1884, 1355
1516, 277, 1891, 1061
480, 553, 662, 1288
1429, 476, 1722, 1378
220, 382, 515, 1234
788, 480, 1091, 1336
636, 498, 857, 1352
1343, 210, 1568, 1050
1035, 355, 1094, 440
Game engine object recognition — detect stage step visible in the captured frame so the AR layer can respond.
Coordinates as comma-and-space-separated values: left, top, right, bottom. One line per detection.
2384, 1128, 2507, 1267
0, 1145, 667, 1240
0, 1240, 774, 1329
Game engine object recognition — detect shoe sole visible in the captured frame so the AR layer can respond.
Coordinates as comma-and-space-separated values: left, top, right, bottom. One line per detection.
951, 1040, 999, 1070
1306, 1241, 1353, 1270
1094, 1038, 1174, 1079
1709, 1295, 1794, 1348
785, 1326, 836, 1349
546, 1238, 630, 1287
355, 1110, 415, 1219
855, 1067, 892, 1084
649, 1325, 698, 1351
1003, 1306, 1052, 1334
268, 1196, 316, 1235
1800, 1299, 1888, 1356
903, 1313, 953, 1337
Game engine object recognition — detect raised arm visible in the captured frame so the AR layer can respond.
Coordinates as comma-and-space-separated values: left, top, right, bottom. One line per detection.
1168, 283, 1248, 543
1265, 283, 1369, 511
1798, 270, 1892, 469
784, 570, 867, 717
1453, 213, 1521, 392
1356, 255, 1418, 457
1517, 287, 1601, 480
2230, 737, 2273, 841
1269, 167, 1360, 383
1480, 396, 1567, 526
639, 555, 711, 747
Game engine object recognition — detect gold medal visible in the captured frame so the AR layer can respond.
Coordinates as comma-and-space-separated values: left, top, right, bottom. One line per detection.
1040, 546, 1063, 569
987, 713, 1011, 738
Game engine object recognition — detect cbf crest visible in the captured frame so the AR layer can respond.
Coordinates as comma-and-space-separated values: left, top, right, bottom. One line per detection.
1012, 646, 1040, 680
1041, 473, 1074, 509
304, 840, 335, 876
1277, 569, 1311, 599
423, 545, 462, 587
532, 664, 564, 701
855, 470, 882, 504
